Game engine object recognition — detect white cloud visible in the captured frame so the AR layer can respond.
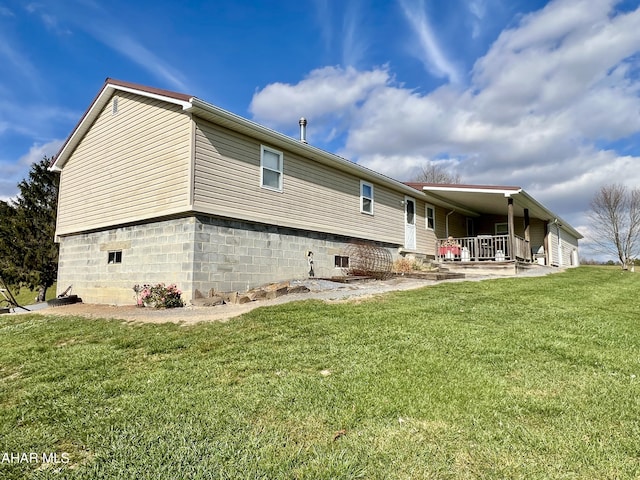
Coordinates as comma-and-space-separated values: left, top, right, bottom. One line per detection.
18, 139, 64, 166
0, 139, 64, 202
0, 97, 80, 139
250, 65, 390, 133
251, 0, 640, 234
471, 0, 640, 126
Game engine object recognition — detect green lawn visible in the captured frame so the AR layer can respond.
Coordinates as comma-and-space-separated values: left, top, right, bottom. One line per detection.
2, 283, 57, 307
1, 267, 639, 479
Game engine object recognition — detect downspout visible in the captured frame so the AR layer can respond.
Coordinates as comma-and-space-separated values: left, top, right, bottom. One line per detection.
556, 219, 563, 267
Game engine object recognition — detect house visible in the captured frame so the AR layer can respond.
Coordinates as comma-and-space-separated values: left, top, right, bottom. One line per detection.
50, 78, 582, 304
405, 183, 582, 273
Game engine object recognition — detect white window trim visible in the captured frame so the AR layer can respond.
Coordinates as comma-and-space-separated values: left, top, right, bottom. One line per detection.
108, 250, 122, 264
334, 255, 349, 268
260, 145, 283, 192
360, 180, 374, 215
425, 204, 435, 230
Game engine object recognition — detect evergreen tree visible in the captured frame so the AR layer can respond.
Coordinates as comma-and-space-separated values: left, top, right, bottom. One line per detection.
0, 201, 20, 284
0, 157, 59, 301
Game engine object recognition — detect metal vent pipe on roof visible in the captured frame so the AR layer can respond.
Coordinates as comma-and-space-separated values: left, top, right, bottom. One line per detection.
299, 117, 308, 143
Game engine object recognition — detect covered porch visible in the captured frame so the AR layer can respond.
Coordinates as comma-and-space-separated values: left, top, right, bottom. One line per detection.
405, 183, 579, 268
436, 234, 533, 262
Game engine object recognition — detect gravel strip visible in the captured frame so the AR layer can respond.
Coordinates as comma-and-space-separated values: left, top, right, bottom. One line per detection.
31, 268, 562, 325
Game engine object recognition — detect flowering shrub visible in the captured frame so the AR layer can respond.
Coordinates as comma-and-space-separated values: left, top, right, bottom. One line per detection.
133, 283, 184, 308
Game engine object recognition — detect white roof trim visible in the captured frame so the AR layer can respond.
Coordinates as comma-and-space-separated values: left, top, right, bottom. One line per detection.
420, 184, 583, 239
420, 185, 522, 196
109, 84, 193, 110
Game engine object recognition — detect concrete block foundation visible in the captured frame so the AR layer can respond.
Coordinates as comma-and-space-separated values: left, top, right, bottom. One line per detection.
57, 215, 400, 305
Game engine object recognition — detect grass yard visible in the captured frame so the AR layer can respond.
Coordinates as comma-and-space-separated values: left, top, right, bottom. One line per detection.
1, 267, 639, 479
2, 283, 58, 308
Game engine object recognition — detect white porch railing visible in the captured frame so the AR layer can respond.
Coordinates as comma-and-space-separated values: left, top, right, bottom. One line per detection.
513, 236, 532, 262
437, 235, 532, 262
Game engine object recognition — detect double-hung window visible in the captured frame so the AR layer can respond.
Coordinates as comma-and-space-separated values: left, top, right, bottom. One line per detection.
426, 204, 435, 230
260, 146, 283, 192
360, 181, 374, 215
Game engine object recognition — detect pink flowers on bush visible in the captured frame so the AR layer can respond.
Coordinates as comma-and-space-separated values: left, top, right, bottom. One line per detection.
133, 283, 184, 308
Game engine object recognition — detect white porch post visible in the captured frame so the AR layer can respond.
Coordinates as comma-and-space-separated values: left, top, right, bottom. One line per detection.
507, 197, 515, 259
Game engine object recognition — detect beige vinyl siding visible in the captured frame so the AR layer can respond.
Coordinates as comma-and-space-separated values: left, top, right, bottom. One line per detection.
414, 198, 437, 256
193, 120, 406, 245
433, 207, 467, 239
56, 92, 192, 236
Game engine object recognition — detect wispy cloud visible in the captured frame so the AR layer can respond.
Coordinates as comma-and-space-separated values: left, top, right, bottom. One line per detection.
313, 0, 369, 69
0, 33, 41, 90
25, 1, 188, 92
312, 0, 333, 51
341, 1, 368, 68
0, 5, 14, 16
91, 29, 189, 91
467, 0, 487, 39
397, 0, 462, 84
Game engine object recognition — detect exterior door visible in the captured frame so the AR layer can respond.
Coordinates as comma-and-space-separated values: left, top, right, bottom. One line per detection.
405, 196, 416, 250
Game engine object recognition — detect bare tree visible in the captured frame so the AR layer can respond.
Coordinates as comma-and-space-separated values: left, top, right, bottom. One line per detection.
589, 184, 640, 269
415, 162, 461, 184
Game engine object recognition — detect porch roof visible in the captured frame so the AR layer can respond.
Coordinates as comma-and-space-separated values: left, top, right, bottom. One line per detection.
405, 183, 583, 239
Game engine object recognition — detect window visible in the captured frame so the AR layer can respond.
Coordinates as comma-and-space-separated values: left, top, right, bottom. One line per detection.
334, 255, 349, 268
495, 223, 508, 235
426, 204, 435, 230
108, 250, 122, 264
360, 181, 374, 214
260, 145, 283, 191
466, 218, 475, 237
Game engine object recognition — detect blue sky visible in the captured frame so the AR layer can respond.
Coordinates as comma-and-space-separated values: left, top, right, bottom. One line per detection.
1, 0, 639, 259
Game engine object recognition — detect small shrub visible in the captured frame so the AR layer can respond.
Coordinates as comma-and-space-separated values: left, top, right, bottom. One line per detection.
393, 257, 415, 274
133, 283, 184, 308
